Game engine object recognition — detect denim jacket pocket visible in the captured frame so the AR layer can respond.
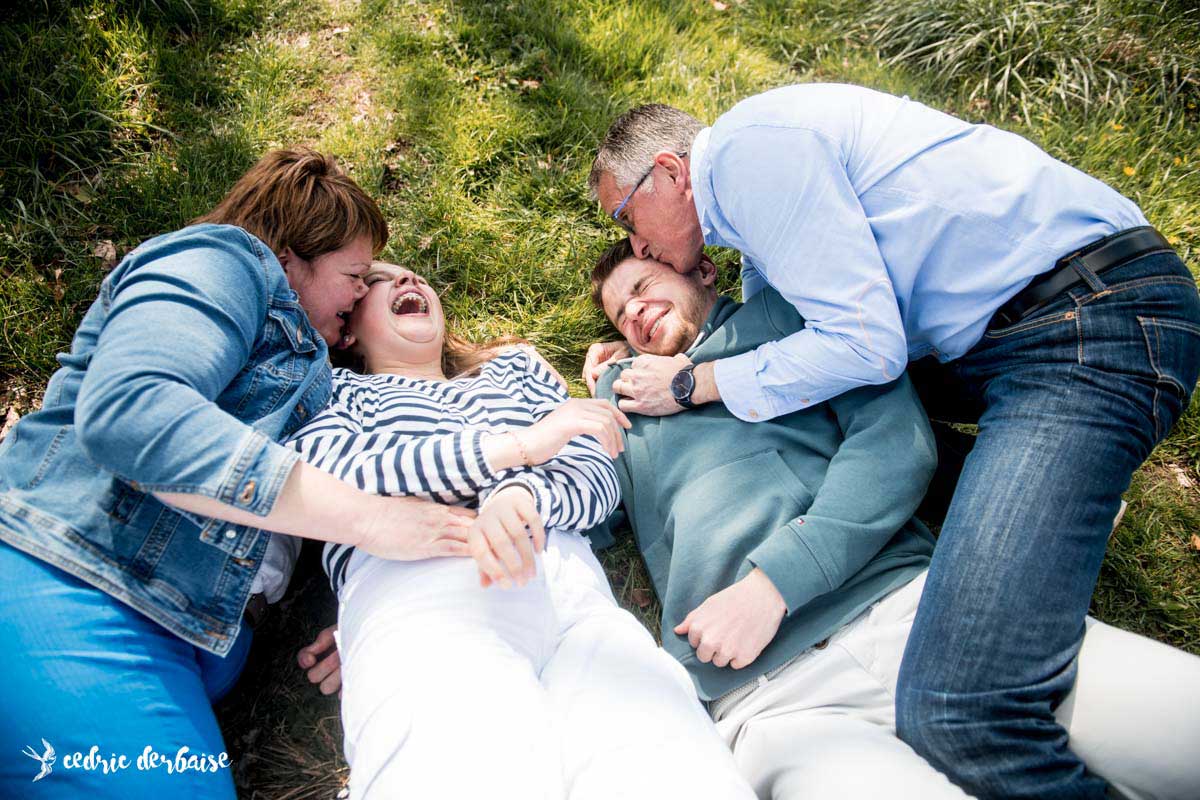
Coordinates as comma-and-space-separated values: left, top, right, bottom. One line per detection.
228, 303, 317, 417
1137, 316, 1200, 441
104, 478, 147, 524
256, 305, 316, 380
198, 519, 261, 558
266, 304, 318, 356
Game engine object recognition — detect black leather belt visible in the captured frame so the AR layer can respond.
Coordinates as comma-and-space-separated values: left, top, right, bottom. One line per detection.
991, 226, 1174, 329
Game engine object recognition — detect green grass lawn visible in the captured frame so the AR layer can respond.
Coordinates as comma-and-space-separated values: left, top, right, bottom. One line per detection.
2, 0, 1198, 796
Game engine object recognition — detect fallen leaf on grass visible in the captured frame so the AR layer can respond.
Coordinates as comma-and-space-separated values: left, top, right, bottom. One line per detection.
1191, 534, 1200, 552
93, 239, 119, 269
632, 588, 652, 608
711, 0, 728, 9
51, 267, 65, 301
1168, 464, 1194, 489
63, 182, 95, 204
0, 408, 19, 442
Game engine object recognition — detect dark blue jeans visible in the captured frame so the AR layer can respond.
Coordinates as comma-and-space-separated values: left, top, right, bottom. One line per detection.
896, 251, 1200, 799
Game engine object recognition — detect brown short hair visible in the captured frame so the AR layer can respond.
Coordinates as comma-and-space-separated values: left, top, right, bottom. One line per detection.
590, 238, 636, 309
194, 147, 388, 260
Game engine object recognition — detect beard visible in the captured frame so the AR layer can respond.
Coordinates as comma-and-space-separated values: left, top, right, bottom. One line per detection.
654, 283, 715, 357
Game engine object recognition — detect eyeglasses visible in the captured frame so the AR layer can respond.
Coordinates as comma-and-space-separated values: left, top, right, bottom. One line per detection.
609, 151, 687, 235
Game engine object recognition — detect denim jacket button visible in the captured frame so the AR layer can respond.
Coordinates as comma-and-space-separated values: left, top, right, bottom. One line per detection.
296, 404, 307, 420
224, 528, 237, 540
239, 480, 256, 505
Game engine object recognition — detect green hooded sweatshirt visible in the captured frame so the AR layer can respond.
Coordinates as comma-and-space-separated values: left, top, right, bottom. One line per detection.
594, 287, 936, 701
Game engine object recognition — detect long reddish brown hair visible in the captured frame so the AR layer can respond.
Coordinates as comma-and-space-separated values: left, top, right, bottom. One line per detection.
442, 332, 527, 378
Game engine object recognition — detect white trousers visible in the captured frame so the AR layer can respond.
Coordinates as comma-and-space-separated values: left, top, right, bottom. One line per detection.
714, 571, 1200, 800
336, 532, 756, 800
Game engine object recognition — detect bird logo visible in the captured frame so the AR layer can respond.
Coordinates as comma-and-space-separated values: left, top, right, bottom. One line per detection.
22, 738, 55, 782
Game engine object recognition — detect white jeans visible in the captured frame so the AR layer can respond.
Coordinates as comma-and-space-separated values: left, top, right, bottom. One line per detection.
336, 532, 756, 800
714, 571, 1200, 800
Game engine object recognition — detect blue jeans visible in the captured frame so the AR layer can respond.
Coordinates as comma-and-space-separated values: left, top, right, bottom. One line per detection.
0, 541, 250, 799
896, 251, 1200, 799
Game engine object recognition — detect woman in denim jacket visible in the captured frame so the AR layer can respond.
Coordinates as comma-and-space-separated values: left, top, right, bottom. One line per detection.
0, 149, 474, 799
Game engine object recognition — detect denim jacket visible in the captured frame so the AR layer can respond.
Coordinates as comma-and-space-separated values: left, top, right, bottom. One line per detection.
0, 224, 332, 655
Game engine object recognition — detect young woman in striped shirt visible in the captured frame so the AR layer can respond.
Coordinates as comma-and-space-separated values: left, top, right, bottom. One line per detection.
285, 262, 755, 800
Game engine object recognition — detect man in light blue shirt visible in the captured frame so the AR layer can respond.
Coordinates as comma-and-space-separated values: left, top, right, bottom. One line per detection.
585, 83, 1200, 799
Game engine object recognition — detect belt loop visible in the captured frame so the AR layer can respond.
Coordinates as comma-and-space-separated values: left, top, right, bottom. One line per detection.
1069, 255, 1107, 293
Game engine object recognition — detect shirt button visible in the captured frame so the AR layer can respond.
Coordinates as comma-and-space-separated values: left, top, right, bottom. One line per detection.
239, 480, 256, 504
748, 409, 759, 419
224, 529, 237, 540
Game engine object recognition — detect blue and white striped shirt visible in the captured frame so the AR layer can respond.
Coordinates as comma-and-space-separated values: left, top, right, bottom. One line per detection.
287, 348, 620, 595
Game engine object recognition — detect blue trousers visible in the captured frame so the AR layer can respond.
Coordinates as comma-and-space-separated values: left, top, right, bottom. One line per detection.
897, 251, 1200, 799
0, 541, 250, 798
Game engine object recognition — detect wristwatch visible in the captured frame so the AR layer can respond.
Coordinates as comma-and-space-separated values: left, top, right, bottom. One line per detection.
670, 363, 698, 409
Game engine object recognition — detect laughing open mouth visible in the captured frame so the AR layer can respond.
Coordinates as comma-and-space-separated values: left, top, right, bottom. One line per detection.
391, 291, 429, 315
642, 310, 666, 342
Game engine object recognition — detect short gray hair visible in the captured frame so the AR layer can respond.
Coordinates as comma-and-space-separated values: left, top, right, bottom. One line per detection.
588, 104, 704, 199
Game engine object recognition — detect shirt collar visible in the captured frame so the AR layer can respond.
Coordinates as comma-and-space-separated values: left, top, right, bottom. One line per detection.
685, 295, 738, 357
689, 126, 715, 241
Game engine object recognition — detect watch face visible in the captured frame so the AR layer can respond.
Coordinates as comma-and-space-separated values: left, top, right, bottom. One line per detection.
670, 367, 695, 402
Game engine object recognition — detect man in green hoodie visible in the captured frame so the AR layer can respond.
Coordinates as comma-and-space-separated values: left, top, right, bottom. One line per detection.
587, 238, 1200, 800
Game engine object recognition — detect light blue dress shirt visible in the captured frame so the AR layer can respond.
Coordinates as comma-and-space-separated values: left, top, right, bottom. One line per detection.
692, 83, 1148, 421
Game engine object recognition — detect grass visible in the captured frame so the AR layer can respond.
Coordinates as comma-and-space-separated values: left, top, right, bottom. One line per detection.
1, 0, 1198, 795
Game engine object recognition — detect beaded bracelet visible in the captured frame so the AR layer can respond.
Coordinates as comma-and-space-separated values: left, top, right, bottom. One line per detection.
508, 430, 532, 466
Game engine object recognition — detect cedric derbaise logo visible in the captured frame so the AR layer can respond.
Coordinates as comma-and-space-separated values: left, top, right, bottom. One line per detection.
23, 738, 55, 782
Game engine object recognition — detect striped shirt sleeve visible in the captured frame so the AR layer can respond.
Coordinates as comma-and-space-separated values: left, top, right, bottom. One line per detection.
491, 348, 621, 532
493, 438, 621, 533
289, 401, 498, 503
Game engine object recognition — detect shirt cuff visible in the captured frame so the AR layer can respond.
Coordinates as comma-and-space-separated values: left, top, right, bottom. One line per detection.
745, 519, 835, 614
712, 351, 779, 422
492, 471, 554, 530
